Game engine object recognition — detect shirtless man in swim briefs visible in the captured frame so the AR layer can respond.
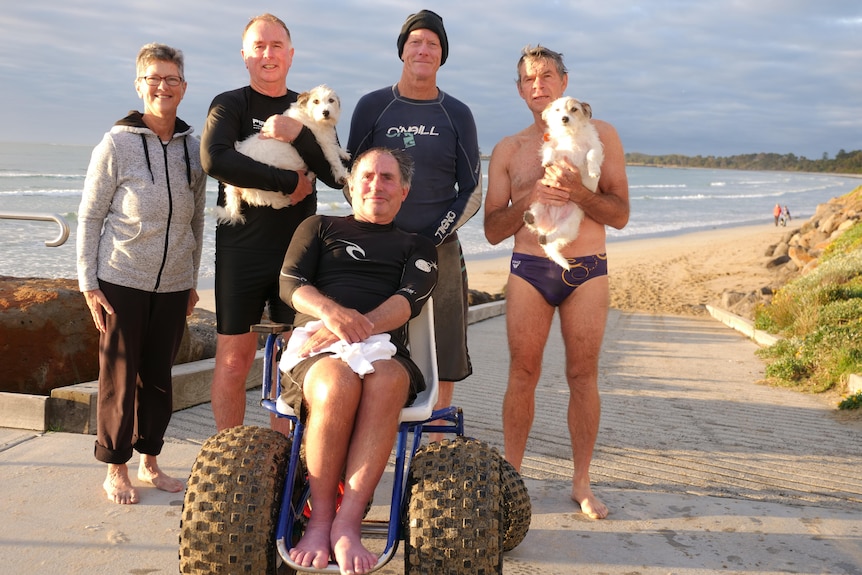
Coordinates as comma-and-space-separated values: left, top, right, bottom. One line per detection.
484, 45, 629, 519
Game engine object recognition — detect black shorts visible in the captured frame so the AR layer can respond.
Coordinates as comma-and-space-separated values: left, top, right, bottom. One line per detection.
215, 248, 295, 335
434, 238, 472, 381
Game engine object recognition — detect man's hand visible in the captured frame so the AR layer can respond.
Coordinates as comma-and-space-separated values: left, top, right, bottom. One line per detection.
259, 114, 303, 143
540, 158, 587, 206
291, 171, 313, 203
315, 307, 374, 349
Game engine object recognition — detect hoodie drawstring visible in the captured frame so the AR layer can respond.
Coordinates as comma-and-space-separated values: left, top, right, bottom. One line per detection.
183, 136, 192, 186
140, 133, 155, 184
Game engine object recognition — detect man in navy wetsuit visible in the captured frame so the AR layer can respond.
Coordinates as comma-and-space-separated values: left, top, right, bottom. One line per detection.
347, 10, 481, 430
200, 13, 343, 434
279, 147, 437, 573
485, 45, 630, 519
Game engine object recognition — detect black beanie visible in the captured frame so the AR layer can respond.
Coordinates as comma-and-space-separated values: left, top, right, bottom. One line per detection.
397, 10, 449, 66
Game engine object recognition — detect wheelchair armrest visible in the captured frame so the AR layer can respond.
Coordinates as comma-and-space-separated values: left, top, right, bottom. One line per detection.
250, 323, 291, 335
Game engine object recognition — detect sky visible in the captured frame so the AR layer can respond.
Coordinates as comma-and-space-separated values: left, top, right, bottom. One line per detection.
1, 1, 860, 158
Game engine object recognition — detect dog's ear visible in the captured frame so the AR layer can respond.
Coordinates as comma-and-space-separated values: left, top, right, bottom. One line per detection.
581, 101, 593, 119
297, 91, 310, 107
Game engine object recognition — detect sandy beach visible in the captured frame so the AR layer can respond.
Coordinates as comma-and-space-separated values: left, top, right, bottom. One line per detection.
198, 223, 792, 317
466, 223, 792, 316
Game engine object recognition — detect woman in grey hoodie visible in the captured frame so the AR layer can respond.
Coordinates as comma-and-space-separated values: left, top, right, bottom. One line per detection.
77, 43, 206, 504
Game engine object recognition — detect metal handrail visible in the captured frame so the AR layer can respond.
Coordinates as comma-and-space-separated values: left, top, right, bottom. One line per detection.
0, 211, 70, 247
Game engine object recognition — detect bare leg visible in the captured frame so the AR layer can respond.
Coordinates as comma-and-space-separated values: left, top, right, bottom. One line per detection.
332, 360, 408, 574
502, 275, 555, 471
289, 359, 359, 570
211, 332, 257, 431
559, 276, 609, 519
103, 463, 138, 504
138, 454, 184, 493
427, 380, 453, 443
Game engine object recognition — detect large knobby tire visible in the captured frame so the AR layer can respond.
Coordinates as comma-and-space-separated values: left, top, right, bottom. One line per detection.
498, 455, 531, 551
179, 425, 291, 574
404, 437, 503, 575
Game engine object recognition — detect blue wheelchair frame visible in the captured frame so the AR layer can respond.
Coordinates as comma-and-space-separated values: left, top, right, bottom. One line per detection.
254, 300, 464, 573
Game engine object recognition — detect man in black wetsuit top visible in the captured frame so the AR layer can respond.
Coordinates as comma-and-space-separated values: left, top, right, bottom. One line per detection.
200, 13, 342, 434
279, 147, 437, 573
347, 10, 481, 438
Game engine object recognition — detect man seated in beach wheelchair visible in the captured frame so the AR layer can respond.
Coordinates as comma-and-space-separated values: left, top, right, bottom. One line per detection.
179, 147, 531, 575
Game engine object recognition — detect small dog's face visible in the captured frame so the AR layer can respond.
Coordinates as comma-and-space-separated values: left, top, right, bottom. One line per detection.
541, 96, 592, 132
297, 84, 341, 124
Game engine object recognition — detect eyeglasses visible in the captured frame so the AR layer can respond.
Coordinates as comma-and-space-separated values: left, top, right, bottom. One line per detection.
138, 75, 184, 87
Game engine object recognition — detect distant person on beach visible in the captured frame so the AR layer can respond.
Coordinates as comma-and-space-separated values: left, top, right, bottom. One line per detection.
200, 13, 343, 434
783, 205, 791, 222
77, 43, 206, 504
347, 10, 481, 435
279, 148, 437, 573
774, 203, 782, 226
484, 45, 629, 519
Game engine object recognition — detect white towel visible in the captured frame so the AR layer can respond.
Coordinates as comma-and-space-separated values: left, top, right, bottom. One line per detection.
278, 320, 397, 376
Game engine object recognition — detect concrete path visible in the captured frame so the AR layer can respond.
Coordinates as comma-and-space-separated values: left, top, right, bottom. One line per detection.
2, 310, 861, 574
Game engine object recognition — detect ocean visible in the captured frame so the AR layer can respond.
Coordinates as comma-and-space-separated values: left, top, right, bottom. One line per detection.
0, 141, 858, 283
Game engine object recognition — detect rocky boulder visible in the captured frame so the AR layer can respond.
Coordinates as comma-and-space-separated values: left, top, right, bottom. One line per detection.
0, 276, 217, 395
718, 188, 862, 319
468, 288, 505, 306
0, 277, 98, 395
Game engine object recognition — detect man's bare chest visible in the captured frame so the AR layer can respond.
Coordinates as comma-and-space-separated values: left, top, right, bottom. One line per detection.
509, 145, 545, 199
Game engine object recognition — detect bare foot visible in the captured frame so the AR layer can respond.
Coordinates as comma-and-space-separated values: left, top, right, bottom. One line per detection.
138, 455, 184, 493
289, 519, 332, 570
331, 516, 376, 575
571, 478, 608, 519
104, 464, 139, 504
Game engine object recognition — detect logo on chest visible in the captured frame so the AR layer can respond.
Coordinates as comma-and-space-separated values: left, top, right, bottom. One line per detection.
385, 125, 440, 148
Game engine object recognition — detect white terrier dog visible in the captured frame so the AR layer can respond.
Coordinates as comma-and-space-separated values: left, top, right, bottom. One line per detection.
523, 96, 604, 269
216, 84, 350, 225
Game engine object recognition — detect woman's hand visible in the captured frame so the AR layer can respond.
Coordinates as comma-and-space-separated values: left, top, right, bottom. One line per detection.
83, 289, 114, 333
187, 288, 199, 316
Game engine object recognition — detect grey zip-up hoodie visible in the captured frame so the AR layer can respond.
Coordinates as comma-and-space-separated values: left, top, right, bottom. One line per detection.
77, 111, 207, 294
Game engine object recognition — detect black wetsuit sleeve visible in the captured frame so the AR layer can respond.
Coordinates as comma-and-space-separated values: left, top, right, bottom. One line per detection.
397, 236, 438, 318
292, 128, 344, 190
200, 89, 343, 193
200, 91, 300, 195
278, 216, 322, 306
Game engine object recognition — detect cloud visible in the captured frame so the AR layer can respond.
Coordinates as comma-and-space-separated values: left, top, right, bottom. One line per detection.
1, 0, 860, 158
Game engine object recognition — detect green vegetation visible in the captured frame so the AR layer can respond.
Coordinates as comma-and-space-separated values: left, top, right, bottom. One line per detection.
626, 149, 862, 174
839, 391, 862, 410
754, 188, 862, 402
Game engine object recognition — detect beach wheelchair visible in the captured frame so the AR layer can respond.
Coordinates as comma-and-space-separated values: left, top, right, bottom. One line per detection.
179, 299, 531, 574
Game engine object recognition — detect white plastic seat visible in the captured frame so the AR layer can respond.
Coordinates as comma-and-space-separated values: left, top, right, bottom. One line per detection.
275, 299, 438, 424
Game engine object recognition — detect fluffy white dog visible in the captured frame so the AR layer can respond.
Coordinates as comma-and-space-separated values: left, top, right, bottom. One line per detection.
523, 96, 604, 269
215, 84, 350, 225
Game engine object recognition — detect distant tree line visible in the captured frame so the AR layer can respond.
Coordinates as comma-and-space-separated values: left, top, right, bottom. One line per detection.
626, 150, 862, 174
